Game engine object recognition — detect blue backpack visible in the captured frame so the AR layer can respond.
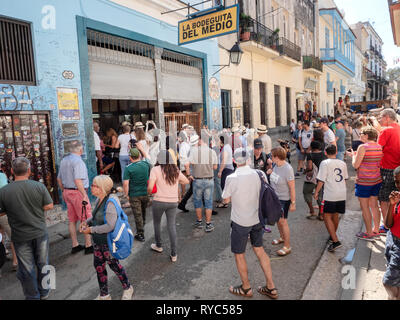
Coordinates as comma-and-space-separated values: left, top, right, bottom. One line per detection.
104, 198, 134, 260
255, 170, 283, 226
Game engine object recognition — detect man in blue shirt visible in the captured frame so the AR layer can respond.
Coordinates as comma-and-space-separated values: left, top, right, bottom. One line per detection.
57, 141, 93, 255
335, 121, 346, 161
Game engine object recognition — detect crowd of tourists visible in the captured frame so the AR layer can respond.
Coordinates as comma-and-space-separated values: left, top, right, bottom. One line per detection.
1, 107, 400, 300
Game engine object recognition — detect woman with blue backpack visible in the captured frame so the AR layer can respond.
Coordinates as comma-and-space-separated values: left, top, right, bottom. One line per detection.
80, 175, 134, 300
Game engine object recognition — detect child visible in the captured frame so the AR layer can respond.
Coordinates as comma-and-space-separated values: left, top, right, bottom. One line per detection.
382, 166, 400, 300
304, 141, 326, 220
314, 144, 348, 252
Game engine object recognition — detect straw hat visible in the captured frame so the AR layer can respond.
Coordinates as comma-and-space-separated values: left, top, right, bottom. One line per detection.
134, 122, 144, 129
256, 124, 268, 133
231, 125, 240, 133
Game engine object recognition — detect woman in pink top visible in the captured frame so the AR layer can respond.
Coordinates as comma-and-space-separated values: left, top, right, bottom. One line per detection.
147, 150, 189, 262
347, 127, 383, 241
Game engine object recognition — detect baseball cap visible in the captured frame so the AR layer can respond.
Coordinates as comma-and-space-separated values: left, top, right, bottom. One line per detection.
233, 148, 250, 165
129, 148, 140, 159
254, 138, 263, 149
318, 117, 329, 124
190, 134, 199, 146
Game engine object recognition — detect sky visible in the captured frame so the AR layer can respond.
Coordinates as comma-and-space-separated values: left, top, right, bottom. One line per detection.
334, 0, 399, 70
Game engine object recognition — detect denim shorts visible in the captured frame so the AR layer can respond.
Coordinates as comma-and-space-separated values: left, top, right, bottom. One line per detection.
383, 231, 400, 287
280, 200, 291, 219
355, 183, 382, 198
193, 178, 214, 210
231, 222, 264, 254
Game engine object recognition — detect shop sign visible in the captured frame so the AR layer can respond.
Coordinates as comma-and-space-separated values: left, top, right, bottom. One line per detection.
57, 88, 80, 120
209, 77, 220, 101
178, 4, 238, 45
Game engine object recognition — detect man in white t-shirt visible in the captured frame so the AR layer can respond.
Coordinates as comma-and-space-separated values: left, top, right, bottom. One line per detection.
221, 148, 277, 299
93, 121, 103, 173
297, 120, 313, 177
319, 117, 336, 148
314, 144, 348, 253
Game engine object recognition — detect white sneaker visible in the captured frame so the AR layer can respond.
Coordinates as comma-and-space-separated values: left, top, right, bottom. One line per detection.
151, 243, 163, 253
121, 286, 134, 300
95, 294, 112, 300
170, 255, 177, 262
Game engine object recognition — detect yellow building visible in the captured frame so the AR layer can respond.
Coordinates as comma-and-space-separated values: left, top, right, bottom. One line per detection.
219, 0, 322, 129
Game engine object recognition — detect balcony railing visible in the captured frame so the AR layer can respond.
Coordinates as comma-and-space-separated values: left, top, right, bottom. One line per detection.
277, 37, 301, 62
327, 80, 334, 92
303, 55, 323, 72
320, 48, 355, 75
240, 17, 277, 51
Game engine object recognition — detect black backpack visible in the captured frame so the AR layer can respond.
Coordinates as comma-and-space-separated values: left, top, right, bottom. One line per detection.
255, 170, 283, 226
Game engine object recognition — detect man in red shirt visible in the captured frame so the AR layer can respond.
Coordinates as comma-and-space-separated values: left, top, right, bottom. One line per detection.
382, 166, 400, 299
378, 109, 400, 233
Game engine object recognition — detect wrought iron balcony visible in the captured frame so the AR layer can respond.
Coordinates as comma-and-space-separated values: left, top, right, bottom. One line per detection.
277, 37, 301, 62
303, 55, 323, 72
240, 16, 277, 51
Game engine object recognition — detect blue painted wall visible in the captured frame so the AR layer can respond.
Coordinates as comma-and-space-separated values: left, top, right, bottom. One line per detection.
0, 0, 223, 189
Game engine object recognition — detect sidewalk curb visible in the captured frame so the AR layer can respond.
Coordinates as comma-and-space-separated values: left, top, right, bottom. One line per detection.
339, 235, 371, 300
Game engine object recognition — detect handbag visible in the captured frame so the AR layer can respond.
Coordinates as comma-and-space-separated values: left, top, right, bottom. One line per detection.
148, 181, 157, 194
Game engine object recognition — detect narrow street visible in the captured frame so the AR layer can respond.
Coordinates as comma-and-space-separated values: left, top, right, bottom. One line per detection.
0, 159, 361, 300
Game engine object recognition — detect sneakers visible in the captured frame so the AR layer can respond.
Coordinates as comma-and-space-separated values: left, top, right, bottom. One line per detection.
84, 246, 94, 255
178, 203, 189, 212
71, 244, 85, 254
212, 210, 218, 215
356, 232, 375, 242
295, 172, 301, 177
151, 243, 163, 253
205, 222, 215, 232
95, 294, 112, 300
328, 241, 342, 252
194, 220, 203, 229
134, 234, 145, 242
379, 225, 389, 234
170, 255, 177, 262
121, 286, 134, 300
327, 236, 333, 245
40, 292, 50, 300
263, 226, 272, 233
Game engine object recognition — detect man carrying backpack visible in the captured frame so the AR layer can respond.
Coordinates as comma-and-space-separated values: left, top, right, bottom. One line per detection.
221, 148, 278, 299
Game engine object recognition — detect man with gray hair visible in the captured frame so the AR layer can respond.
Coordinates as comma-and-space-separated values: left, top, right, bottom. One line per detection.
0, 157, 54, 299
377, 108, 400, 234
57, 140, 93, 254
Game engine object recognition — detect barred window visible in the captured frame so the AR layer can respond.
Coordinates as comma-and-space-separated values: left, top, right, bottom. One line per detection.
0, 17, 36, 85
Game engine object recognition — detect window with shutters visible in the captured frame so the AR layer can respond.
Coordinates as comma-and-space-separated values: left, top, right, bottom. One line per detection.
0, 17, 36, 85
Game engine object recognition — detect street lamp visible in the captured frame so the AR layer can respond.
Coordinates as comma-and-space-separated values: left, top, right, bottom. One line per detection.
213, 42, 243, 75
229, 42, 243, 65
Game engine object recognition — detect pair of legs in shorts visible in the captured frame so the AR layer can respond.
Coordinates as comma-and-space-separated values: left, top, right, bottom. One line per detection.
0, 215, 17, 267
379, 169, 397, 229
323, 200, 346, 243
63, 189, 93, 250
229, 222, 277, 298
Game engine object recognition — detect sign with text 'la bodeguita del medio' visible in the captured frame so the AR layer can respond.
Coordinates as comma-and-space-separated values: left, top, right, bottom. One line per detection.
178, 4, 238, 45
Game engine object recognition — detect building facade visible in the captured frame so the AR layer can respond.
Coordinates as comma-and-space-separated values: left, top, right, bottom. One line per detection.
318, 0, 355, 116
219, 0, 321, 130
0, 0, 222, 203
388, 0, 400, 47
362, 21, 388, 101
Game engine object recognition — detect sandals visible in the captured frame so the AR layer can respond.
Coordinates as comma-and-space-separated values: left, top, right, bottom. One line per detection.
276, 246, 291, 256
306, 213, 318, 220
216, 202, 229, 208
271, 238, 284, 245
229, 285, 253, 297
257, 286, 278, 299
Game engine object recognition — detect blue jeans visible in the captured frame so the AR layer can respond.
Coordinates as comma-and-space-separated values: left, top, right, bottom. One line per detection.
119, 155, 131, 181
14, 234, 50, 300
193, 179, 214, 210
336, 151, 345, 161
